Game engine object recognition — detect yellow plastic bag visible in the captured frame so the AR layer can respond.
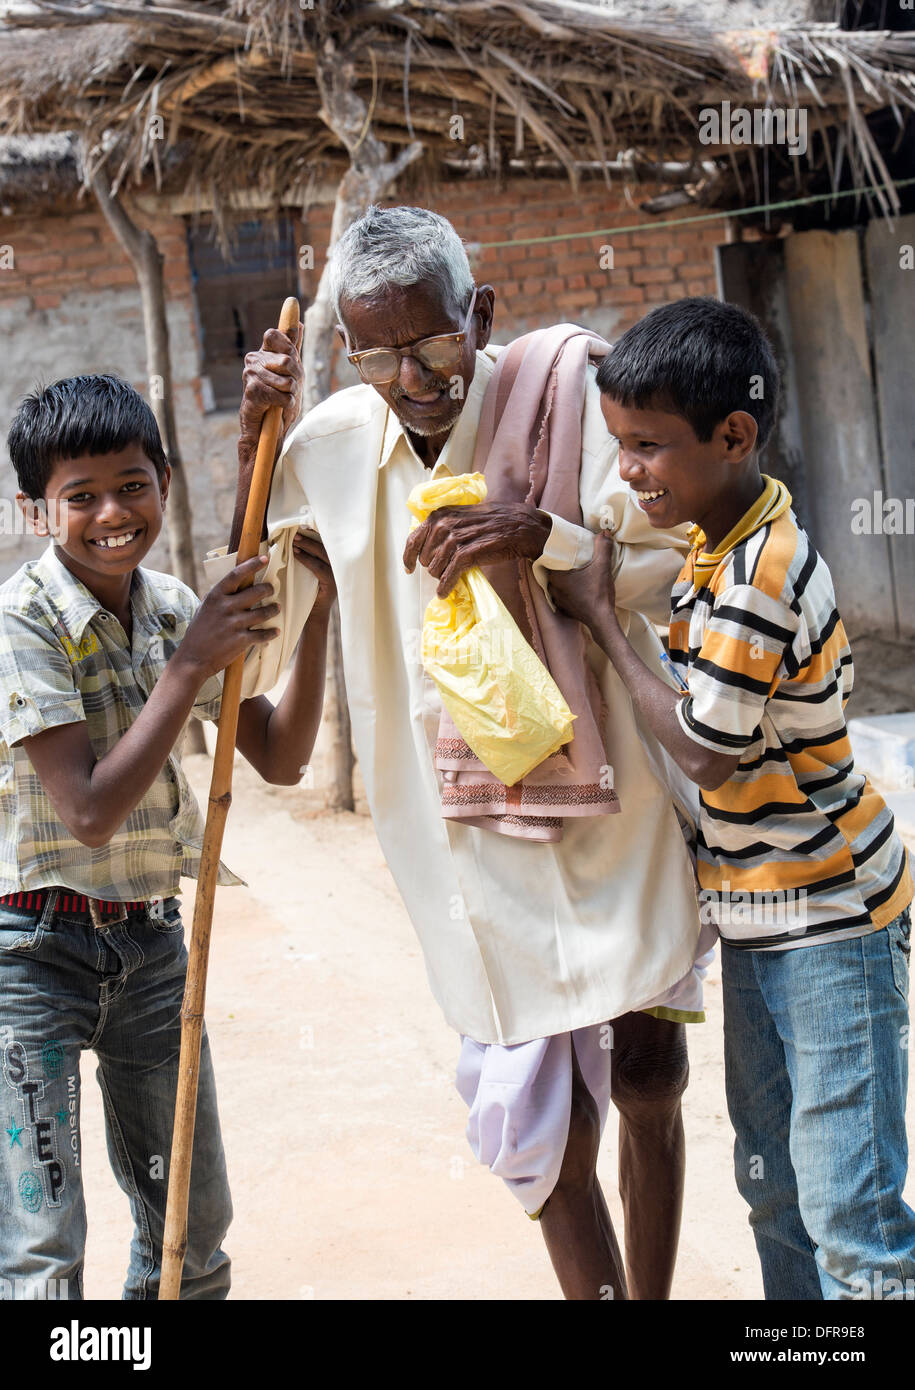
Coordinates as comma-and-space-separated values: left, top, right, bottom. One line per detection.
407, 473, 575, 787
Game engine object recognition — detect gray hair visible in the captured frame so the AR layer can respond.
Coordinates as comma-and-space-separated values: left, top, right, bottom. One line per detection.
328, 205, 475, 322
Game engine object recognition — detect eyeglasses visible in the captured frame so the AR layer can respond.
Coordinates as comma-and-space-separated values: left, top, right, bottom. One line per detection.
339, 291, 478, 385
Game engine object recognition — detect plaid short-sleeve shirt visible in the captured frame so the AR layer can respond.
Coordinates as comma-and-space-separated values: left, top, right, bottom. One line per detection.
0, 543, 242, 900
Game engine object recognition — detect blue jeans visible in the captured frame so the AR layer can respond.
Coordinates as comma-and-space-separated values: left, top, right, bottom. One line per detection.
722, 906, 914, 1300
0, 892, 231, 1300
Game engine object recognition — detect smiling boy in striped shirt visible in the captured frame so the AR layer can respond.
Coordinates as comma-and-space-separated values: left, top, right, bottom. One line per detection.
549, 297, 914, 1301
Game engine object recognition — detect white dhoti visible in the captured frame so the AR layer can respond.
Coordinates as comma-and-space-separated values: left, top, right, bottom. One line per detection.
456, 937, 715, 1216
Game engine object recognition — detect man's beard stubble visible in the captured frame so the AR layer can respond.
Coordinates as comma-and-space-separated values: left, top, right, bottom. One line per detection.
389, 379, 463, 438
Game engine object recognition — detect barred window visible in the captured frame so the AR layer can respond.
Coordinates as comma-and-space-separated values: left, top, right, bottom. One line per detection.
187, 217, 299, 412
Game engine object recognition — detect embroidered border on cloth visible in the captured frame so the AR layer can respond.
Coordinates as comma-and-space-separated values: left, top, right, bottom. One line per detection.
435, 738, 481, 766
441, 779, 619, 819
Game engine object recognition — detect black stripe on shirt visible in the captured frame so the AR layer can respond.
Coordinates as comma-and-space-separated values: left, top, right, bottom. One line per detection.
823, 784, 864, 822
681, 700, 756, 750
850, 814, 895, 867
863, 852, 909, 916
772, 674, 843, 705
777, 728, 852, 757
732, 544, 747, 588
798, 764, 855, 794
789, 545, 817, 613
710, 604, 796, 646
787, 610, 844, 680
719, 911, 874, 949
691, 657, 772, 697
702, 798, 836, 827
736, 746, 791, 774
699, 863, 859, 901
697, 819, 842, 857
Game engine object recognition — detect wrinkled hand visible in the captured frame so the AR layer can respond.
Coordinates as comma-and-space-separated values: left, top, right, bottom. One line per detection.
292, 529, 336, 618
238, 324, 305, 475
403, 502, 551, 598
547, 532, 618, 634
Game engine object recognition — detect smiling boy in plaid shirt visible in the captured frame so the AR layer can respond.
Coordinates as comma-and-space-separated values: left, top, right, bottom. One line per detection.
0, 374, 332, 1300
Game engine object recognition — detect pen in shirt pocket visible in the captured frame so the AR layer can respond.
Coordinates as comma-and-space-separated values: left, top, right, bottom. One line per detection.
659, 650, 690, 695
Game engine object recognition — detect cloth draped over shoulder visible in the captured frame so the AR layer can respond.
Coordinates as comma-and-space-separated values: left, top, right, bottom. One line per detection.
434, 323, 620, 843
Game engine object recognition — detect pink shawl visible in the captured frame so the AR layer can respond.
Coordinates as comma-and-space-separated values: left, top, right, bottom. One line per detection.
435, 323, 620, 842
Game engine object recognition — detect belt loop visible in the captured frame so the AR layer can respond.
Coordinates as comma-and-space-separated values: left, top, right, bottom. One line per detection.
40, 888, 61, 929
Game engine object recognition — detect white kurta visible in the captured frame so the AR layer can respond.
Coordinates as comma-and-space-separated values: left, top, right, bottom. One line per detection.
208, 347, 702, 1044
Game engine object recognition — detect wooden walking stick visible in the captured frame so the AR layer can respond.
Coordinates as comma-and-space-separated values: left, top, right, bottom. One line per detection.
160, 295, 301, 1300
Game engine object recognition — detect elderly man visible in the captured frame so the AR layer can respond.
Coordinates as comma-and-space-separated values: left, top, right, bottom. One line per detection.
218, 205, 710, 1300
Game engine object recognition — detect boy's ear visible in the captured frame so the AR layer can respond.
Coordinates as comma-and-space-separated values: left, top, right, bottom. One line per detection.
16, 491, 52, 538
721, 410, 758, 462
159, 463, 171, 509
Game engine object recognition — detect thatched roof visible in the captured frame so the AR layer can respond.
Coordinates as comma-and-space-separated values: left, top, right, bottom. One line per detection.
0, 131, 81, 208
1, 1, 913, 222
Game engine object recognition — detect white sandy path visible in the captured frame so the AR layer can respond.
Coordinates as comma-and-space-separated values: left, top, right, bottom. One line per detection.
75, 754, 913, 1301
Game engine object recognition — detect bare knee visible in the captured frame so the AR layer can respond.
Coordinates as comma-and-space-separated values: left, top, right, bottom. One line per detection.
612, 1031, 689, 1122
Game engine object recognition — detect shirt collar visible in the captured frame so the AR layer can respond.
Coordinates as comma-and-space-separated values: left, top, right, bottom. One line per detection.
688, 475, 792, 589
34, 543, 179, 639
377, 347, 498, 474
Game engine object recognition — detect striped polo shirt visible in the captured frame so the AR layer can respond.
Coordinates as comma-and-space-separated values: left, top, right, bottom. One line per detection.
668, 496, 912, 949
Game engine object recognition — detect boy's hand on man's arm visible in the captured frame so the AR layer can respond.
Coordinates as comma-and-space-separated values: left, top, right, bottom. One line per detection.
175, 555, 280, 679
549, 533, 740, 792
291, 528, 336, 616
547, 530, 618, 632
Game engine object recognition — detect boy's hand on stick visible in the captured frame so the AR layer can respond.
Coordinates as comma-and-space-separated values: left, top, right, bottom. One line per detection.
176, 556, 280, 680
292, 528, 337, 617
238, 323, 305, 476
548, 532, 618, 636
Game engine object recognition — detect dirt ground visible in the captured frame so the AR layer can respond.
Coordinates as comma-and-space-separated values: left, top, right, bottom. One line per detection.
71, 741, 915, 1302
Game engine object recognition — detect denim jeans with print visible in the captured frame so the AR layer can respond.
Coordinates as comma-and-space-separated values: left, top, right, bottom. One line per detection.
0, 893, 232, 1300
722, 905, 914, 1300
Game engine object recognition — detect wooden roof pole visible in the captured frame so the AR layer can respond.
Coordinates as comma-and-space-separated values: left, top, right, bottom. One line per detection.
301, 41, 424, 813
85, 149, 207, 753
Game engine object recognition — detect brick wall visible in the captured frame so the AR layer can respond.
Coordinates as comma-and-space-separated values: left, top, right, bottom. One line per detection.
0, 177, 723, 583
0, 206, 239, 580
